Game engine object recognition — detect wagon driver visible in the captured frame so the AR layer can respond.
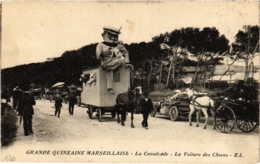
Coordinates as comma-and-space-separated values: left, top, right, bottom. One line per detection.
96, 26, 133, 94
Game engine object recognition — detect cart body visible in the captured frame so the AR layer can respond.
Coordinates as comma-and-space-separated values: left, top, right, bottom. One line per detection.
81, 66, 130, 121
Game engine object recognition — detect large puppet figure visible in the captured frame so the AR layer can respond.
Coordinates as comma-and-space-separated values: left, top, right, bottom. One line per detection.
96, 26, 132, 94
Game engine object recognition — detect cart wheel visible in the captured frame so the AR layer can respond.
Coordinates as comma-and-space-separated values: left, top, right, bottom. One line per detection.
97, 108, 102, 122
214, 106, 236, 133
169, 106, 179, 121
111, 111, 116, 118
88, 106, 93, 119
237, 117, 258, 133
150, 105, 157, 117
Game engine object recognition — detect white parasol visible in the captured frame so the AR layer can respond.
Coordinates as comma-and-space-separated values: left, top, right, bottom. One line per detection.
51, 82, 65, 89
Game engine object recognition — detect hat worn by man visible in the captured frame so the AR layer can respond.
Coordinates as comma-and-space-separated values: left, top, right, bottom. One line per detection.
103, 26, 121, 36
69, 84, 77, 89
144, 92, 149, 98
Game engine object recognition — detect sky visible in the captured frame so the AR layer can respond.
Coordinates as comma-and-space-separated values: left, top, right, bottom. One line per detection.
1, 1, 259, 69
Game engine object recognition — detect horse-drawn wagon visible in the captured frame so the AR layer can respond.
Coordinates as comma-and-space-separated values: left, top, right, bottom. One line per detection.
81, 66, 131, 122
214, 99, 259, 133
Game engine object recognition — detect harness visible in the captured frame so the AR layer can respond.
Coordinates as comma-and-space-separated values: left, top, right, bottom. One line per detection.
189, 95, 211, 108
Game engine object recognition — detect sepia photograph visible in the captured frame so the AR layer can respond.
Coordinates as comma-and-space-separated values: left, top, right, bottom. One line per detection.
1, 1, 259, 163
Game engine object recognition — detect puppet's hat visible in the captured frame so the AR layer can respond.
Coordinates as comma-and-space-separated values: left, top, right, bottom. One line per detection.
103, 26, 121, 35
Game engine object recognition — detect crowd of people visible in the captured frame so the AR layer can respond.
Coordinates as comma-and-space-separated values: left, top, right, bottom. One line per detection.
6, 84, 153, 136
1, 84, 79, 136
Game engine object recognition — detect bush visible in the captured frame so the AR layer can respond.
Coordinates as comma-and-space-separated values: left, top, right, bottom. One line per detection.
1, 104, 18, 146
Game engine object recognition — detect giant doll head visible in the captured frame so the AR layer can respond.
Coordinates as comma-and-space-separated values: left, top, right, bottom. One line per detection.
102, 26, 121, 43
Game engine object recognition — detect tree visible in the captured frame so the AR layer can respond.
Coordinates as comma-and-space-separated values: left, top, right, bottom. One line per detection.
155, 29, 195, 88
218, 46, 240, 82
160, 42, 188, 88
157, 27, 229, 89
232, 25, 259, 82
139, 42, 161, 87
183, 27, 229, 88
152, 34, 167, 84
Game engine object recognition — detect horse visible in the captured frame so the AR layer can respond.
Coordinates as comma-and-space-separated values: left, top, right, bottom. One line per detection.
185, 88, 215, 129
114, 86, 142, 128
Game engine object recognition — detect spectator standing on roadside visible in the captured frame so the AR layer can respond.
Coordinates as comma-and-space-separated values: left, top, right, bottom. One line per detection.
68, 89, 77, 115
13, 86, 22, 110
140, 92, 153, 129
17, 85, 36, 136
54, 92, 62, 118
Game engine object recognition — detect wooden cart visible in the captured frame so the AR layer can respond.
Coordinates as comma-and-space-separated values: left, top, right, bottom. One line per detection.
81, 66, 130, 122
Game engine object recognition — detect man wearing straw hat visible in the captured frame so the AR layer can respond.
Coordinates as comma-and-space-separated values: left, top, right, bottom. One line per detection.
96, 26, 133, 94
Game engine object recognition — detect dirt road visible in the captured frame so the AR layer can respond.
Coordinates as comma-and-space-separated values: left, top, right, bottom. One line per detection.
2, 99, 259, 163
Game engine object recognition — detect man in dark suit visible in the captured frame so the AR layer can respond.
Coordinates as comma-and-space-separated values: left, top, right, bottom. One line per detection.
54, 92, 62, 118
68, 91, 77, 115
17, 85, 36, 136
140, 92, 153, 129
13, 86, 22, 110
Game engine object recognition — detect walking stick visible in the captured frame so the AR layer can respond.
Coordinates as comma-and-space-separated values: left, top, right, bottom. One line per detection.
20, 115, 22, 125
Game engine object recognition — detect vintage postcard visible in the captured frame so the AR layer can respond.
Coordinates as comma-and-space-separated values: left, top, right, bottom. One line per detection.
1, 1, 259, 163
